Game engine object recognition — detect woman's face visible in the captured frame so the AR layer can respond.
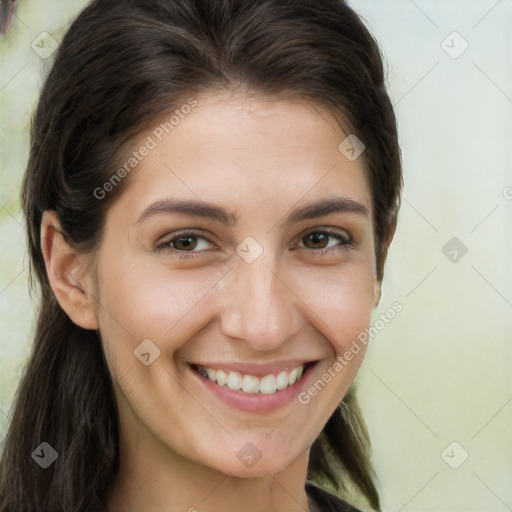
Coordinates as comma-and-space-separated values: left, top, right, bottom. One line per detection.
93, 91, 378, 477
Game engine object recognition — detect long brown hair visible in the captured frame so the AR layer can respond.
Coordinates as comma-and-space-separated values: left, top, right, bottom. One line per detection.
0, 1, 402, 510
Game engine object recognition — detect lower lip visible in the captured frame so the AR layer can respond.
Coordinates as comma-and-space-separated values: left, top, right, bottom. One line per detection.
190, 363, 317, 413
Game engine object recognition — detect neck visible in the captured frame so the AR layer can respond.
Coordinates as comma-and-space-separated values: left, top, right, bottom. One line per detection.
107, 446, 312, 512
106, 395, 312, 512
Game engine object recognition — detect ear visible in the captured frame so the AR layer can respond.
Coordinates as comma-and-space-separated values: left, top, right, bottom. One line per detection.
41, 210, 98, 330
373, 217, 398, 306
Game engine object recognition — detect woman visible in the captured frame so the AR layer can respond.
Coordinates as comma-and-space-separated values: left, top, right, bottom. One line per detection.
0, 0, 402, 510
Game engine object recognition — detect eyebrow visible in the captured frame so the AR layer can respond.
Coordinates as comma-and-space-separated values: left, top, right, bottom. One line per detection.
135, 196, 368, 227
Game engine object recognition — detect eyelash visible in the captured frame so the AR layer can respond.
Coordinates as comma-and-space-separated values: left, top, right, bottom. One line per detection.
155, 229, 354, 260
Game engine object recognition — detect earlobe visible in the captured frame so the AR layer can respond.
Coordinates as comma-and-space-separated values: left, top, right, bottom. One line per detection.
41, 211, 98, 330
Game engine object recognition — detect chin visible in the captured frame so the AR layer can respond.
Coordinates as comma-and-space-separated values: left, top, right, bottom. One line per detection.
196, 433, 310, 479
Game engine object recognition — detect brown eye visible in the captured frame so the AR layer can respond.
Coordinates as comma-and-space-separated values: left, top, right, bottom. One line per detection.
303, 232, 330, 249
295, 229, 353, 253
154, 231, 217, 260
172, 235, 198, 251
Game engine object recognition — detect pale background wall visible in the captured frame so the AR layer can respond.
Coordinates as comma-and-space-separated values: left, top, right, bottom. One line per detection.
0, 1, 511, 511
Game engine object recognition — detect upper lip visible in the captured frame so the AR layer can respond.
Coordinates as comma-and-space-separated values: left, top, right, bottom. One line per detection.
189, 359, 318, 376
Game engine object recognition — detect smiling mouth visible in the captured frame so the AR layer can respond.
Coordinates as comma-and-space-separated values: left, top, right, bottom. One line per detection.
190, 361, 317, 395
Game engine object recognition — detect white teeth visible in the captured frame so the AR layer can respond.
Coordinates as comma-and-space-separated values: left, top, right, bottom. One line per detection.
227, 371, 242, 391
242, 375, 260, 393
259, 374, 276, 394
206, 367, 217, 382
276, 371, 288, 390
216, 369, 228, 386
288, 368, 298, 385
196, 364, 306, 395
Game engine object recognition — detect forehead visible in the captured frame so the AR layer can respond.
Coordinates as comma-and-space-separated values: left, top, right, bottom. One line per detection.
108, 92, 372, 223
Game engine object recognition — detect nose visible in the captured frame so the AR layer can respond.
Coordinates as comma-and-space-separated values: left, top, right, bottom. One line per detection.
218, 252, 302, 352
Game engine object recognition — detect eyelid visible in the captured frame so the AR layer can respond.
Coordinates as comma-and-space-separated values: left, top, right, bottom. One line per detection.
293, 227, 353, 251
154, 226, 354, 258
154, 229, 217, 253
301, 226, 351, 241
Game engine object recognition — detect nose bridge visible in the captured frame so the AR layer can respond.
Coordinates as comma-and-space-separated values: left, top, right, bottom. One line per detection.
219, 253, 300, 350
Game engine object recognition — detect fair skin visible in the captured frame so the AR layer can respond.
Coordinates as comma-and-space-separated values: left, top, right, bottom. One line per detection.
41, 91, 385, 512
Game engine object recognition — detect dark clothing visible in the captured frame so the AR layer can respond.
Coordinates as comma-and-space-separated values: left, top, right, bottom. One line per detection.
306, 481, 364, 512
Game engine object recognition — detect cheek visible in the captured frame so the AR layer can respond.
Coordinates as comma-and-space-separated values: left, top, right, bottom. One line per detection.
93, 257, 220, 400
95, 238, 375, 374
293, 262, 375, 352
94, 253, 224, 349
